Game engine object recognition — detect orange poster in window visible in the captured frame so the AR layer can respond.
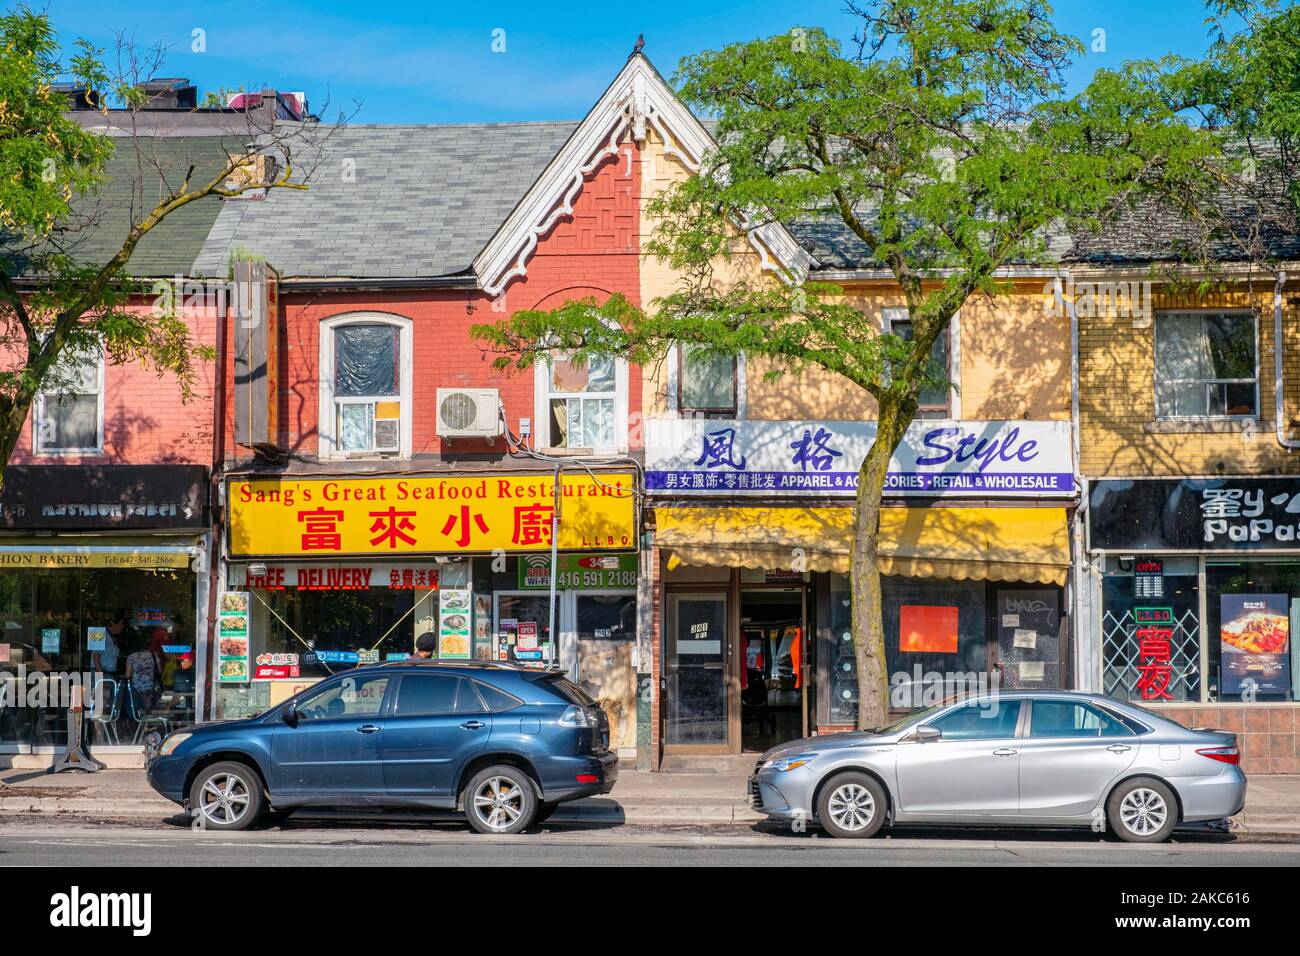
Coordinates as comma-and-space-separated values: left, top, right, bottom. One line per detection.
899, 605, 959, 653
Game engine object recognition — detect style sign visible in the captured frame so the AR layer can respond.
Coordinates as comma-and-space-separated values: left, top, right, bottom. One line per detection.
645, 419, 1074, 497
1220, 594, 1292, 696
227, 473, 637, 557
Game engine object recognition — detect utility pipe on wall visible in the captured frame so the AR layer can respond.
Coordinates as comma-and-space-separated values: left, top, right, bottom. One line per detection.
1274, 270, 1298, 450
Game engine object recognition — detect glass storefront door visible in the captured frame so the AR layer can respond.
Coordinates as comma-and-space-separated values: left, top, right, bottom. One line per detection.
664, 592, 729, 746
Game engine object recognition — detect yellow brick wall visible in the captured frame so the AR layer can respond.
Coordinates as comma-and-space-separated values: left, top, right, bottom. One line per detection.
959, 283, 1071, 420
1078, 282, 1300, 477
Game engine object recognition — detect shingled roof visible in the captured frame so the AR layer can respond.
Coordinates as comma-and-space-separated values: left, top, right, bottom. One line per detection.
4, 135, 243, 279
192, 122, 579, 281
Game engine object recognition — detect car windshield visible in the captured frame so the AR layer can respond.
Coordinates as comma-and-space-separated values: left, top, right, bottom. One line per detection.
868, 703, 948, 735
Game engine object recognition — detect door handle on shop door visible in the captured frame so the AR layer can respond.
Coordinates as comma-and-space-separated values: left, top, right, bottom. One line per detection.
992, 748, 1018, 757
356, 724, 380, 734
461, 720, 486, 730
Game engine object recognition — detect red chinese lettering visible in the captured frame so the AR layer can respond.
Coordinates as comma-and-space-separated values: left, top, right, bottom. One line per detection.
368, 508, 417, 549
511, 504, 554, 547
440, 505, 490, 548
298, 508, 345, 551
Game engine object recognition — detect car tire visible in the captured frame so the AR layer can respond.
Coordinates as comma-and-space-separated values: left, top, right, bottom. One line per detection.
816, 771, 887, 839
464, 765, 538, 835
1107, 777, 1178, 843
189, 761, 264, 832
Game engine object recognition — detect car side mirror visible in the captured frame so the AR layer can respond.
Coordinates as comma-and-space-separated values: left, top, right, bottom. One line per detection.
282, 701, 298, 727
913, 726, 941, 743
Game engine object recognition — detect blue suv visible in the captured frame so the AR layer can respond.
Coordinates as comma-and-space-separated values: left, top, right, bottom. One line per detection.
147, 661, 618, 834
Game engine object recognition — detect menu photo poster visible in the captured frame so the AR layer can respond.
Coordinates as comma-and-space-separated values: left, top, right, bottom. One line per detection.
438, 588, 472, 660
86, 626, 108, 653
217, 591, 251, 683
472, 593, 493, 660
1220, 593, 1292, 696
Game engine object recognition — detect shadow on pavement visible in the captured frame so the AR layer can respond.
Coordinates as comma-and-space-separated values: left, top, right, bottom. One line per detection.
748, 819, 1241, 844
160, 802, 628, 834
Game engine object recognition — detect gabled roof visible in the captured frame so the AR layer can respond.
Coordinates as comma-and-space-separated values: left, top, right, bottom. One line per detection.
473, 52, 815, 295
192, 123, 577, 280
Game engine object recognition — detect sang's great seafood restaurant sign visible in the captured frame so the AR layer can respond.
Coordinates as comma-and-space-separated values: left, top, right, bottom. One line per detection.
645, 419, 1074, 497
227, 473, 637, 558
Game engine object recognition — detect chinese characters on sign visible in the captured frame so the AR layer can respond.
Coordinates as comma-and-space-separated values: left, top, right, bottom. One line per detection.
228, 473, 636, 557
1131, 607, 1175, 701
1201, 487, 1300, 544
646, 419, 1074, 496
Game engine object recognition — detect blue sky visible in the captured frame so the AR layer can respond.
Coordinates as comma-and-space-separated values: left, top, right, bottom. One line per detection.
43, 0, 1222, 123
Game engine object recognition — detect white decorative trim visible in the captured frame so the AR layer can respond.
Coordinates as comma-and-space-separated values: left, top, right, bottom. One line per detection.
474, 54, 815, 298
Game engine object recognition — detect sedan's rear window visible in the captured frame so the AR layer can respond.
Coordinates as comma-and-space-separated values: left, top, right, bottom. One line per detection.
536, 675, 596, 706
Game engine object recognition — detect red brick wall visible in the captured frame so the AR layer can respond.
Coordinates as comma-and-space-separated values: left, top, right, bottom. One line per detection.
11, 298, 217, 466
226, 141, 643, 462
1149, 704, 1298, 775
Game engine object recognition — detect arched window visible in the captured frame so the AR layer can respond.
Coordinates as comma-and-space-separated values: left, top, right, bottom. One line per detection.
319, 313, 412, 458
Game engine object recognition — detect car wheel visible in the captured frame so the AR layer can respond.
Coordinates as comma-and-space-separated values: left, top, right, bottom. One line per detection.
817, 772, 887, 839
465, 766, 537, 835
190, 761, 264, 832
1108, 777, 1178, 843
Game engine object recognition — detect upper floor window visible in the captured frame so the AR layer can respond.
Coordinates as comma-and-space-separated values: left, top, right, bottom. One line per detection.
888, 315, 951, 418
677, 344, 737, 417
540, 352, 626, 451
35, 347, 103, 455
1154, 311, 1257, 418
320, 314, 412, 458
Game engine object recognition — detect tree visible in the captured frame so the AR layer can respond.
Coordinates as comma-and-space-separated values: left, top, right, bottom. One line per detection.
473, 0, 1217, 728
0, 7, 340, 490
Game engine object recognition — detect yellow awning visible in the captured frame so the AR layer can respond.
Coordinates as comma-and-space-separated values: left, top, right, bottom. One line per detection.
655, 506, 1069, 585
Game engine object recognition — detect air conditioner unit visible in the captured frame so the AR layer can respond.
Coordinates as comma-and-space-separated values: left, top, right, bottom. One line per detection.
436, 388, 501, 439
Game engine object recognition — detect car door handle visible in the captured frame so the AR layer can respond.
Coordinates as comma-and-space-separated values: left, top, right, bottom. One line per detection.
1107, 744, 1132, 753
992, 748, 1018, 757
460, 720, 486, 731
356, 724, 381, 734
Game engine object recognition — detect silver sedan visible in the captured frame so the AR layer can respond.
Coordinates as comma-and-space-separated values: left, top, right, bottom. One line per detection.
749, 691, 1246, 842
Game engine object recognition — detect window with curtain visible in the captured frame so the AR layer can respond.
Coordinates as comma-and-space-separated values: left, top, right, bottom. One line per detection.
547, 353, 616, 448
35, 347, 102, 453
1154, 311, 1257, 417
333, 323, 401, 454
678, 344, 737, 416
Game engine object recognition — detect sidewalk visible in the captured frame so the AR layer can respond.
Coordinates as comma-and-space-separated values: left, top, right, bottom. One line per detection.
2, 766, 1297, 835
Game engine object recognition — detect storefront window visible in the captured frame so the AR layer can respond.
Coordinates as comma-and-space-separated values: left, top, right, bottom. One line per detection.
494, 593, 555, 667
0, 567, 197, 747
1205, 561, 1298, 703
824, 573, 993, 723
1101, 561, 1201, 703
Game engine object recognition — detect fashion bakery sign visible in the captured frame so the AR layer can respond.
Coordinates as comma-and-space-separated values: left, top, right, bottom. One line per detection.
645, 419, 1075, 497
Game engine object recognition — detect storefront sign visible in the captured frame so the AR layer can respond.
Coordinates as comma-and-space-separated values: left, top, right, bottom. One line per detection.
40, 628, 60, 654
1091, 478, 1300, 551
254, 653, 300, 680
227, 472, 638, 558
517, 553, 638, 589
1134, 558, 1164, 599
0, 465, 207, 530
1220, 594, 1292, 695
438, 589, 471, 659
0, 549, 191, 569
231, 563, 441, 590
217, 592, 251, 683
645, 419, 1074, 497
1133, 607, 1175, 701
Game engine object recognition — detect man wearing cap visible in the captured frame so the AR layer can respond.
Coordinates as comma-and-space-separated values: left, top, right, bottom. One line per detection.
411, 632, 437, 659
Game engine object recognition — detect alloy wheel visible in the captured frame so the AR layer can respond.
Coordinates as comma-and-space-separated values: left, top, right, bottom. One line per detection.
827, 782, 876, 832
471, 776, 525, 832
199, 772, 251, 826
1119, 787, 1169, 836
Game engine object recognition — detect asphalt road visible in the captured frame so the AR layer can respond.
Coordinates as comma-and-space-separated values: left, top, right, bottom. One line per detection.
2, 815, 1298, 865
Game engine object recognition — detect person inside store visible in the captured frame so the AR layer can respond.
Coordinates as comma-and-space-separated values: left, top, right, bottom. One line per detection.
411, 632, 437, 659
124, 635, 161, 719
91, 611, 132, 677
158, 651, 196, 720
